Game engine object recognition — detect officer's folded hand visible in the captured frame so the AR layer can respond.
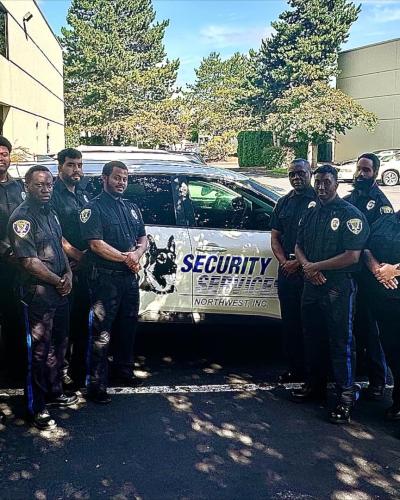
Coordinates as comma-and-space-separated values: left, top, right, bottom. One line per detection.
375, 263, 398, 283
282, 259, 300, 276
303, 262, 326, 286
56, 273, 73, 296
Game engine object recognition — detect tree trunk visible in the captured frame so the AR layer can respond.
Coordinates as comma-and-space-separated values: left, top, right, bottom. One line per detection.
308, 143, 318, 169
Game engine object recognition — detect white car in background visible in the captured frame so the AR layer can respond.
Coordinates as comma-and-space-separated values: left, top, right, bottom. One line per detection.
336, 149, 400, 186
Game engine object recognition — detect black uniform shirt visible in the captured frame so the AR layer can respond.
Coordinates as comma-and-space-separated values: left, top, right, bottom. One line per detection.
51, 177, 91, 251
79, 190, 146, 271
364, 213, 400, 299
271, 187, 317, 257
8, 197, 66, 282
297, 195, 370, 276
0, 176, 25, 257
344, 183, 393, 225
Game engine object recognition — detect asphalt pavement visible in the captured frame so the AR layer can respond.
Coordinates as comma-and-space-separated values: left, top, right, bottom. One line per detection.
1, 325, 400, 499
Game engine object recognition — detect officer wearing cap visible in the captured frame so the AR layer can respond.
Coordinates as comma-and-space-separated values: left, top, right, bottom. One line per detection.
79, 161, 147, 404
271, 159, 316, 383
0, 136, 25, 424
8, 165, 77, 430
364, 212, 400, 421
344, 153, 392, 401
51, 148, 91, 388
293, 164, 369, 424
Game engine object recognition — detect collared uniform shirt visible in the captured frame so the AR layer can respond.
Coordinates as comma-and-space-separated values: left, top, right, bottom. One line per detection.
297, 195, 370, 277
51, 177, 91, 251
344, 183, 393, 226
271, 187, 317, 257
8, 198, 66, 283
365, 213, 400, 299
79, 190, 146, 271
0, 176, 25, 257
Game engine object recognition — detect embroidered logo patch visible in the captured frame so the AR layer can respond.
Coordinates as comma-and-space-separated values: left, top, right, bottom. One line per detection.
331, 218, 340, 231
80, 208, 92, 223
366, 200, 375, 210
131, 208, 138, 220
346, 218, 363, 235
13, 220, 31, 238
380, 205, 393, 214
21, 192, 26, 200
308, 201, 316, 208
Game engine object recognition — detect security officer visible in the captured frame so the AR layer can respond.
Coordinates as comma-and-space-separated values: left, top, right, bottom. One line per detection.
271, 159, 316, 383
79, 161, 147, 404
51, 148, 91, 388
8, 165, 77, 430
294, 164, 369, 424
364, 213, 400, 420
344, 153, 392, 400
0, 136, 25, 424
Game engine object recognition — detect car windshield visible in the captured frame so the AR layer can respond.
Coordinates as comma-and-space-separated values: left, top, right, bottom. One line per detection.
240, 178, 282, 202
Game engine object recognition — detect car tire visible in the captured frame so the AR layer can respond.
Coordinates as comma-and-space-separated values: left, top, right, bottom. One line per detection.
381, 170, 399, 186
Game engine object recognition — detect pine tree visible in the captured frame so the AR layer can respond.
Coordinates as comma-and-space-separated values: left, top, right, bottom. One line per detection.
61, 0, 179, 144
253, 0, 360, 113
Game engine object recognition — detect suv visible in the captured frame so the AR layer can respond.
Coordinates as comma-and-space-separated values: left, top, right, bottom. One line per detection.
14, 160, 281, 323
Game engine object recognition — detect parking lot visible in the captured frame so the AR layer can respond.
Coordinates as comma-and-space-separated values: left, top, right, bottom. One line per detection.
246, 173, 400, 211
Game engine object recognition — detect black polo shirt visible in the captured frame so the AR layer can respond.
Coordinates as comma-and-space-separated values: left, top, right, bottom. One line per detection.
343, 183, 393, 225
364, 213, 400, 299
271, 187, 317, 257
8, 197, 66, 283
51, 177, 91, 251
0, 175, 25, 257
297, 195, 369, 277
79, 190, 146, 271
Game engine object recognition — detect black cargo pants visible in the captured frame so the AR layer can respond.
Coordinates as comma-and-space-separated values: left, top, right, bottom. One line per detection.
21, 284, 69, 415
372, 298, 400, 406
277, 268, 305, 377
86, 268, 139, 392
63, 267, 91, 384
301, 274, 357, 407
353, 275, 387, 387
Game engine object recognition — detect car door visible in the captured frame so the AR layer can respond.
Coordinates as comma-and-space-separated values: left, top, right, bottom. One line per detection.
182, 176, 280, 319
125, 174, 192, 320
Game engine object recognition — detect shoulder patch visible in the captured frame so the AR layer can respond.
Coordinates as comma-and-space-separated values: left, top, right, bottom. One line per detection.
346, 218, 363, 235
366, 200, 375, 210
21, 191, 26, 201
13, 220, 31, 238
380, 205, 393, 214
308, 201, 316, 209
331, 217, 340, 231
80, 208, 92, 223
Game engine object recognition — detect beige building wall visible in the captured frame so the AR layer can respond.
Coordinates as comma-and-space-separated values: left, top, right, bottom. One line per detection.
335, 38, 400, 162
0, 0, 64, 156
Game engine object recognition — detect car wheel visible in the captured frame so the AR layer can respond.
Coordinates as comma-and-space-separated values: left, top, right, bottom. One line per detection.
382, 170, 399, 186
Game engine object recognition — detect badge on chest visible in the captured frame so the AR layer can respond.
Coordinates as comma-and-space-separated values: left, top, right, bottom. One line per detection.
330, 218, 340, 231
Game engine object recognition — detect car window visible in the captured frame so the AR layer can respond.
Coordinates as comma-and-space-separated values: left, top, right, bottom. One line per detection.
125, 175, 176, 226
187, 178, 272, 231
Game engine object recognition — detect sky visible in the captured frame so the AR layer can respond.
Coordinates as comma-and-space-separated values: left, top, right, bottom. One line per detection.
38, 0, 400, 87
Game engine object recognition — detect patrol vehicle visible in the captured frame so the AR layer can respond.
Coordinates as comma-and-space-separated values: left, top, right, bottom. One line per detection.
13, 160, 281, 323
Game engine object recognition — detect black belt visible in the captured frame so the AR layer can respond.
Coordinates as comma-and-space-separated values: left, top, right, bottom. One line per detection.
96, 267, 133, 276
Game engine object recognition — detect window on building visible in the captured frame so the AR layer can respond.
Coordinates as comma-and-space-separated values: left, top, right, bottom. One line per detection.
0, 6, 7, 58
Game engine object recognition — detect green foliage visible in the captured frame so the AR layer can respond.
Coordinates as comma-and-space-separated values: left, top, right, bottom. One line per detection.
265, 81, 377, 145
60, 0, 179, 144
252, 0, 360, 113
201, 131, 237, 161
237, 131, 273, 167
186, 52, 258, 139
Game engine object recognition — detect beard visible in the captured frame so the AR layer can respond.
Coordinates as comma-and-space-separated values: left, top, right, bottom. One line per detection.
353, 176, 374, 192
